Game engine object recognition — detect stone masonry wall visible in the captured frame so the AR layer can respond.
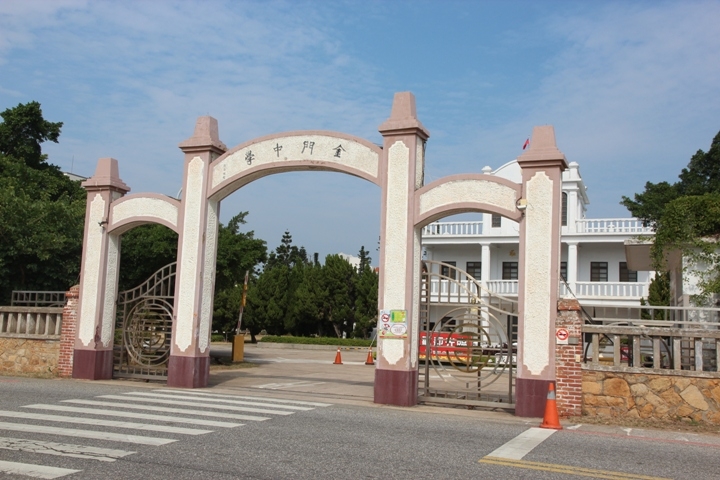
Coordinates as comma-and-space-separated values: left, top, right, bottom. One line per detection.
556, 299, 583, 416
0, 337, 60, 376
0, 286, 78, 378
583, 371, 720, 424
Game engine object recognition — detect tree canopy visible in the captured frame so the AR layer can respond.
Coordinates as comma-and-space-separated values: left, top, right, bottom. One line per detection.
622, 130, 720, 302
244, 236, 378, 340
0, 102, 84, 302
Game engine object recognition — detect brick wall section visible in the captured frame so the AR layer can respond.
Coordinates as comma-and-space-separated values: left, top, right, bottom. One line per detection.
58, 285, 79, 378
556, 299, 583, 416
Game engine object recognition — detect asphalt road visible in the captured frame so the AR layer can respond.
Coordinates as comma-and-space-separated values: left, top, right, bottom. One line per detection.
0, 345, 719, 479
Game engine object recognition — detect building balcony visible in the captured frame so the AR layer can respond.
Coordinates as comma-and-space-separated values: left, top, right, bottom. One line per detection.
421, 218, 654, 239
426, 278, 648, 304
573, 219, 653, 235
422, 221, 483, 236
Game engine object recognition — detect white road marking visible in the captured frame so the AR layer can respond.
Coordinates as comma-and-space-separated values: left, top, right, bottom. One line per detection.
96, 394, 294, 415
486, 427, 558, 460
25, 404, 244, 427
0, 410, 212, 435
123, 391, 313, 411
60, 399, 268, 422
0, 460, 80, 479
0, 421, 175, 446
156, 389, 332, 407
0, 436, 134, 462
255, 381, 327, 390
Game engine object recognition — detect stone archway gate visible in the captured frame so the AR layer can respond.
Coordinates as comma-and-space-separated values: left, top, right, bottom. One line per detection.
73, 92, 567, 417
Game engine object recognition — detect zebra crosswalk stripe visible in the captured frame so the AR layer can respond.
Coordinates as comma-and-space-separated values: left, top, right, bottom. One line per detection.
60, 399, 269, 421
0, 410, 212, 435
0, 459, 80, 479
0, 436, 134, 462
0, 421, 175, 446
157, 389, 332, 407
124, 391, 314, 410
24, 404, 245, 427
96, 394, 295, 415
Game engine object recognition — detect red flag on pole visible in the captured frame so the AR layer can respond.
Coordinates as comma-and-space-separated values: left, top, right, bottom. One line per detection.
522, 138, 530, 150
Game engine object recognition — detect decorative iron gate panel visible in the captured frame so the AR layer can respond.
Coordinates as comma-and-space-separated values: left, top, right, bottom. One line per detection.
114, 263, 176, 380
418, 261, 518, 410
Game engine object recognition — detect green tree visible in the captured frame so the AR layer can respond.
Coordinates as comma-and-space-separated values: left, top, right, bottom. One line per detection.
210, 212, 267, 334
118, 224, 178, 291
0, 101, 62, 169
322, 254, 356, 338
353, 268, 378, 338
623, 130, 720, 301
244, 231, 307, 339
0, 102, 84, 302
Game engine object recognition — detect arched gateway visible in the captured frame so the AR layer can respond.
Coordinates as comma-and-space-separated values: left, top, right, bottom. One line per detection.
74, 92, 567, 417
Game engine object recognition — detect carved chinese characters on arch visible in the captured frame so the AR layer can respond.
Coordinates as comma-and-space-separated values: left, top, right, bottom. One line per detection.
210, 134, 381, 197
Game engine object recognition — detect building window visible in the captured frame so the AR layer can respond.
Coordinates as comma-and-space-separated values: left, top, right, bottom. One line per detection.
441, 261, 456, 280
466, 262, 482, 279
492, 214, 501, 228
560, 261, 567, 281
561, 192, 568, 227
590, 262, 608, 282
619, 262, 637, 282
502, 262, 518, 280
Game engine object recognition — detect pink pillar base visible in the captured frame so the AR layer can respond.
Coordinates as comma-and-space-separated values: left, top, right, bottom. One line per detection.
374, 369, 418, 406
167, 355, 210, 388
72, 349, 113, 380
515, 378, 552, 417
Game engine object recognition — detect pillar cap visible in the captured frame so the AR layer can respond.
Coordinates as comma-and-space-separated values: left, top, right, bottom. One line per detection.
517, 125, 568, 170
179, 116, 227, 154
81, 157, 130, 193
378, 92, 430, 139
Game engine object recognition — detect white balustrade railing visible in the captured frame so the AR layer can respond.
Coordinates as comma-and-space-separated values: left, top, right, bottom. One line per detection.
0, 307, 63, 338
571, 281, 648, 298
422, 221, 483, 236
485, 280, 518, 296
423, 218, 653, 237
428, 279, 647, 300
575, 218, 653, 234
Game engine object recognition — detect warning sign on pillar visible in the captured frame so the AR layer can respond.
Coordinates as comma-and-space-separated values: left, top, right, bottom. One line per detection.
556, 328, 569, 345
378, 310, 407, 339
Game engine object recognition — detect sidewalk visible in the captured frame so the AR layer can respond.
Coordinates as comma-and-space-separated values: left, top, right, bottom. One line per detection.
208, 343, 377, 404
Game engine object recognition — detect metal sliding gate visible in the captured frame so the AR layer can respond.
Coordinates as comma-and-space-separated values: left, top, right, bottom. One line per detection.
418, 261, 518, 410
114, 263, 176, 380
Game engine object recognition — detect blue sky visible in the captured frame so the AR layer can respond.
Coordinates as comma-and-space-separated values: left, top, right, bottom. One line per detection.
1, 0, 719, 262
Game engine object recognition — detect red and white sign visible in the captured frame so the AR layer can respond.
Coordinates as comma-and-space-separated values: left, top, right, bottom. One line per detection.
556, 328, 569, 344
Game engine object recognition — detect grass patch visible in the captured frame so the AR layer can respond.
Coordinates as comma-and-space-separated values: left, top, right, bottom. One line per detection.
259, 335, 373, 347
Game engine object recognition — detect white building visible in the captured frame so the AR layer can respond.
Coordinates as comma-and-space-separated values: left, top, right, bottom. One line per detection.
421, 160, 655, 309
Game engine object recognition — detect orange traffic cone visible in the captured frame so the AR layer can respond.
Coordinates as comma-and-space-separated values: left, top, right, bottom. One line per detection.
365, 348, 375, 365
540, 381, 562, 430
333, 348, 343, 365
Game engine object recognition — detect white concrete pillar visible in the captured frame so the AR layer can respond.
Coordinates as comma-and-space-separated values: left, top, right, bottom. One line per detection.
168, 117, 227, 388
374, 92, 429, 407
516, 126, 568, 417
567, 242, 578, 294
481, 243, 491, 288
74, 158, 129, 380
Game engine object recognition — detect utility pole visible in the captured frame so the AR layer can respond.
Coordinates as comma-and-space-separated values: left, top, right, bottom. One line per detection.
232, 270, 250, 362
